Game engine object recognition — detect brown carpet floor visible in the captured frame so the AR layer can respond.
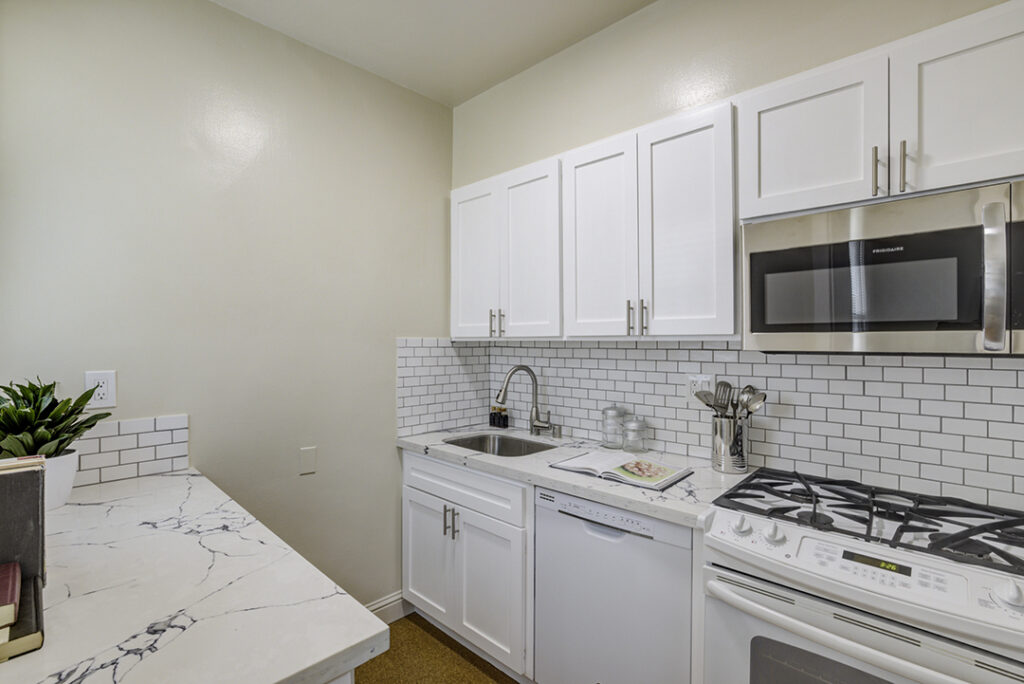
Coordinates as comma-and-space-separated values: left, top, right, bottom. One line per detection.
355, 613, 516, 684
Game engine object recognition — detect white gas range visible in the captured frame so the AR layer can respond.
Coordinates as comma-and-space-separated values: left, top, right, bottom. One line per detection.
700, 469, 1024, 684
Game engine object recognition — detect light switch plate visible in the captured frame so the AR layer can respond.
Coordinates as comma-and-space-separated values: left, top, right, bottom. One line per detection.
84, 370, 117, 408
299, 446, 317, 476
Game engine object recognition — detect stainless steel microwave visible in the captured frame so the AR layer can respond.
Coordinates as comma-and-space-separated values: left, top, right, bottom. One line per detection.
743, 181, 1024, 354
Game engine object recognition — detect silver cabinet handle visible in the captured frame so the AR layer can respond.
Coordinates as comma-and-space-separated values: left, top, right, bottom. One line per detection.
982, 201, 1007, 352
871, 145, 879, 197
451, 509, 459, 540
488, 309, 495, 337
626, 300, 634, 335
498, 309, 505, 337
640, 299, 649, 335
899, 139, 907, 193
443, 504, 451, 537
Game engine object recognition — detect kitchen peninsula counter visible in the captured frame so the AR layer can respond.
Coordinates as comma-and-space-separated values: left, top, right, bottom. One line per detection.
3, 470, 387, 684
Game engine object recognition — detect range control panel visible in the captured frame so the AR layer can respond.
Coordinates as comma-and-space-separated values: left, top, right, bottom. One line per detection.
706, 508, 1024, 631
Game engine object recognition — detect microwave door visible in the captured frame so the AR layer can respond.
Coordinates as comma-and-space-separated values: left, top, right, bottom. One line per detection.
1011, 180, 1024, 355
745, 182, 1010, 354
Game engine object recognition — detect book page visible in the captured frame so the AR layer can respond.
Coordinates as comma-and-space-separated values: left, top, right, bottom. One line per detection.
609, 458, 687, 487
552, 450, 632, 475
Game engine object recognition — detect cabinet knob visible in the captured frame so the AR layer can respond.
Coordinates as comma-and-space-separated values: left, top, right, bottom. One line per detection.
626, 300, 635, 335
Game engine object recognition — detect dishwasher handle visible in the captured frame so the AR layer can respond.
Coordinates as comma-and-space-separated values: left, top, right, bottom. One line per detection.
557, 509, 652, 540
706, 580, 966, 684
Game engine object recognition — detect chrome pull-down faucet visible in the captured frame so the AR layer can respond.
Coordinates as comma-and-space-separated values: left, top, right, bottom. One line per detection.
495, 365, 558, 437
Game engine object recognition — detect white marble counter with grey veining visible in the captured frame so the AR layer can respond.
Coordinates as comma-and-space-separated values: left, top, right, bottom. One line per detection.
3, 470, 388, 684
397, 426, 749, 528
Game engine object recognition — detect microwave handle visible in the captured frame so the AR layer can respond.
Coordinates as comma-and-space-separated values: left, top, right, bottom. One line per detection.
706, 580, 966, 684
981, 202, 1007, 352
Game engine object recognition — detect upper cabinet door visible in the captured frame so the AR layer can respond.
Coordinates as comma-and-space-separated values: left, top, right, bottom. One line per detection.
562, 134, 640, 336
638, 103, 735, 336
891, 3, 1024, 195
500, 159, 561, 338
737, 54, 889, 218
450, 179, 501, 338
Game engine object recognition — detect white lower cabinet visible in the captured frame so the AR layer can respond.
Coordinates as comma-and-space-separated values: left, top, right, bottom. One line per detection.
401, 453, 527, 674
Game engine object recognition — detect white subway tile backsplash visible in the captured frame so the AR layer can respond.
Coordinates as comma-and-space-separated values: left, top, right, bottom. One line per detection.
100, 435, 138, 452
155, 414, 188, 431
119, 417, 155, 434
76, 414, 189, 486
397, 338, 1024, 508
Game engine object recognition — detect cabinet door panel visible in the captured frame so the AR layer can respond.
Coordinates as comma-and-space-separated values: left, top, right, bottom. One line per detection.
638, 103, 735, 336
402, 486, 455, 624
450, 180, 500, 338
737, 54, 888, 218
501, 159, 561, 337
562, 134, 639, 336
891, 3, 1024, 193
453, 507, 525, 673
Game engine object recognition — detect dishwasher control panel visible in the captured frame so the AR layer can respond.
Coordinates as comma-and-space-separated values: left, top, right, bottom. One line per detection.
536, 488, 692, 548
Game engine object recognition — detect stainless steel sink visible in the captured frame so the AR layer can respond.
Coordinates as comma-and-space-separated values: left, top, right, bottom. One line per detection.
443, 434, 555, 457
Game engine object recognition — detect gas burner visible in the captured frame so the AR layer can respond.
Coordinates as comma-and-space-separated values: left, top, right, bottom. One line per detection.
714, 468, 1024, 577
928, 533, 993, 559
796, 510, 834, 527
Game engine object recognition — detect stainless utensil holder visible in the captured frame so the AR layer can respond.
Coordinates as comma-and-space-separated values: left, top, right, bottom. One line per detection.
712, 416, 748, 474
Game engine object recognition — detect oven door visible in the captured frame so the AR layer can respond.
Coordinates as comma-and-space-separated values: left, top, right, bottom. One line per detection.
744, 183, 1010, 354
704, 566, 1024, 684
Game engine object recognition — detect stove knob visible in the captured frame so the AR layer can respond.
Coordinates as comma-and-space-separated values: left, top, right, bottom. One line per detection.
731, 514, 752, 536
995, 581, 1024, 608
762, 522, 786, 545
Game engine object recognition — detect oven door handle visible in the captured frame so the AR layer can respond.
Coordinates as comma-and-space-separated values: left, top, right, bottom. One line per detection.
706, 580, 967, 684
981, 201, 1007, 352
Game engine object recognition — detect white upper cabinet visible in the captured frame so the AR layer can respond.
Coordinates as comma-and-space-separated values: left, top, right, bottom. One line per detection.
737, 54, 888, 218
890, 2, 1024, 194
562, 133, 640, 336
450, 160, 560, 339
500, 159, 561, 338
638, 103, 735, 336
450, 179, 501, 338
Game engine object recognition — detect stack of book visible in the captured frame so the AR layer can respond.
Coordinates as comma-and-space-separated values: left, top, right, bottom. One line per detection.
0, 456, 45, 662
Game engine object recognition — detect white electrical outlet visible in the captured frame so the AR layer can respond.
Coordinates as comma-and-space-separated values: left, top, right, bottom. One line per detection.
84, 370, 117, 408
686, 374, 714, 404
299, 446, 317, 476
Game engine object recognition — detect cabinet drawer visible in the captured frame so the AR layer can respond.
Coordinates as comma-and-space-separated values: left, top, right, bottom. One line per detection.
403, 452, 526, 527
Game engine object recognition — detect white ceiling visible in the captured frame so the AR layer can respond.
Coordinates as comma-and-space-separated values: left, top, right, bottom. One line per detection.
209, 0, 657, 106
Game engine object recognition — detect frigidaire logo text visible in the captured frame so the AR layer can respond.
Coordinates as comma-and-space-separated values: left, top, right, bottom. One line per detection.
872, 246, 904, 254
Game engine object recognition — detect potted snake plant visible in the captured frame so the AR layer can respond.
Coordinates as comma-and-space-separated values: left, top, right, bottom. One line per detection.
0, 380, 111, 510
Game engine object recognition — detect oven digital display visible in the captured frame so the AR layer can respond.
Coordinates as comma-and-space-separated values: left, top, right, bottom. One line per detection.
842, 550, 912, 576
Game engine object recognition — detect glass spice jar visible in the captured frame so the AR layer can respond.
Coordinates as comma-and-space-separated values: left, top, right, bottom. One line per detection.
601, 406, 627, 448
622, 417, 647, 453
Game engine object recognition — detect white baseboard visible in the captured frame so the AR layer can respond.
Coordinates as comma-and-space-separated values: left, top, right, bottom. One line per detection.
365, 590, 413, 624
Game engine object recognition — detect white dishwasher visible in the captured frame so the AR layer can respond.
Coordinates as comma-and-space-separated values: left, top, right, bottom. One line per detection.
534, 487, 692, 684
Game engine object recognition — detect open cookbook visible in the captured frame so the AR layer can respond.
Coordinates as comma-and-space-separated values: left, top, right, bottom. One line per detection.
551, 451, 693, 491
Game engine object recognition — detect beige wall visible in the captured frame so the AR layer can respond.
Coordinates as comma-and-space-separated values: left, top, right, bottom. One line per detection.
0, 0, 451, 603
452, 0, 1006, 187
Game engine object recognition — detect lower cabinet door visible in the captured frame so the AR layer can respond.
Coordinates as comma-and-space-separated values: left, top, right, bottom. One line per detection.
402, 486, 455, 625
452, 506, 526, 673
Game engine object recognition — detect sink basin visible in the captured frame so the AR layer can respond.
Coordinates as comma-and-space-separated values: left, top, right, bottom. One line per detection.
443, 434, 555, 457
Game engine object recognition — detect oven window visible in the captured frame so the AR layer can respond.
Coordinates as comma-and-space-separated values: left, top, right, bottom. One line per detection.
750, 637, 893, 684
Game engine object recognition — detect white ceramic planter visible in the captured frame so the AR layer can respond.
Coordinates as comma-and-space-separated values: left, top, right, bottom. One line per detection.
44, 449, 78, 511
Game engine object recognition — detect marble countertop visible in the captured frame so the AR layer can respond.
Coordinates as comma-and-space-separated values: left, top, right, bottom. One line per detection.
397, 426, 748, 528
4, 470, 388, 684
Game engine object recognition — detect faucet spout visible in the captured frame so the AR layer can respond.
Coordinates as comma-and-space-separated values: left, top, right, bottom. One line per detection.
494, 364, 555, 436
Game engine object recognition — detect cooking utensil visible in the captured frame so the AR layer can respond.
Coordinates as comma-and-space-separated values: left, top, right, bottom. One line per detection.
744, 391, 767, 416
713, 381, 733, 415
738, 385, 756, 410
694, 390, 716, 411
